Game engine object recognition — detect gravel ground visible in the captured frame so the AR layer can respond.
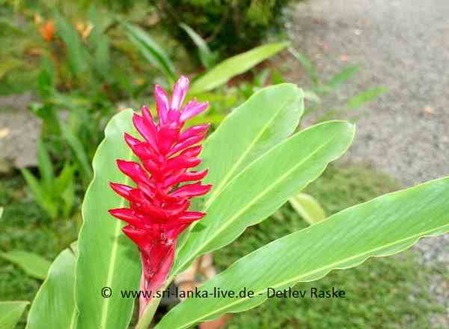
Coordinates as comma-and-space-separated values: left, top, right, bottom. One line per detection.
289, 0, 449, 326
0, 93, 40, 170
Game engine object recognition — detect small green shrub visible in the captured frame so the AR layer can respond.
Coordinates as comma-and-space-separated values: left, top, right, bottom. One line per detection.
152, 0, 300, 57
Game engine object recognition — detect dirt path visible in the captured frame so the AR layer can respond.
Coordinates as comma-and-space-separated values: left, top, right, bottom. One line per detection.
290, 0, 449, 326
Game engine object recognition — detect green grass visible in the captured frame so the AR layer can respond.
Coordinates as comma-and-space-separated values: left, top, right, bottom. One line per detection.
214, 164, 445, 329
0, 173, 77, 327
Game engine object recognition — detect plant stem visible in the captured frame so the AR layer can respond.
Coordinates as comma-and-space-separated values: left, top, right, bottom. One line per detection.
135, 296, 162, 329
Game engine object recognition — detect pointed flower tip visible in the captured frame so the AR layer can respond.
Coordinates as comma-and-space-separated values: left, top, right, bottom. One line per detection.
171, 76, 190, 111
177, 75, 190, 86
154, 84, 164, 94
124, 132, 139, 147
141, 105, 152, 117
109, 182, 119, 191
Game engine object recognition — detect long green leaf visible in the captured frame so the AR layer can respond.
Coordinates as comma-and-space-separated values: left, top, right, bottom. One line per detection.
20, 169, 57, 219
346, 86, 388, 110
54, 11, 88, 76
37, 141, 54, 187
179, 23, 216, 69
173, 121, 355, 275
124, 23, 176, 82
0, 250, 50, 280
55, 163, 76, 218
61, 123, 93, 181
0, 301, 28, 329
202, 84, 304, 208
190, 42, 289, 94
326, 65, 360, 89
27, 246, 77, 329
157, 176, 449, 329
75, 110, 140, 329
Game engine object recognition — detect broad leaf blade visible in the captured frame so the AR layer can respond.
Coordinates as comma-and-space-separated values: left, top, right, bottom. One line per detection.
289, 193, 326, 224
190, 42, 289, 93
75, 110, 140, 329
157, 176, 449, 329
173, 121, 355, 274
202, 84, 304, 209
0, 301, 28, 329
0, 250, 51, 280
27, 246, 77, 329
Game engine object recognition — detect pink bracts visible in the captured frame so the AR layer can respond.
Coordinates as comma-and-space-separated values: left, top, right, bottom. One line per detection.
109, 76, 211, 312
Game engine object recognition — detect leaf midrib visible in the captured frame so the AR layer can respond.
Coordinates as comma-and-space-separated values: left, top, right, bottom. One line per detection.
168, 221, 449, 329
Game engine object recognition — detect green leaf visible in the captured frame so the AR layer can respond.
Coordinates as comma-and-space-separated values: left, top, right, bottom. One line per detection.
0, 250, 51, 280
289, 193, 326, 225
27, 246, 77, 329
326, 65, 360, 89
54, 11, 88, 76
37, 141, 54, 187
75, 109, 140, 329
346, 86, 387, 110
55, 163, 76, 218
124, 23, 176, 82
157, 176, 449, 329
0, 301, 28, 329
173, 121, 355, 275
21, 169, 57, 219
94, 36, 111, 80
61, 123, 93, 181
190, 42, 289, 94
176, 84, 303, 254
202, 84, 304, 210
179, 23, 216, 69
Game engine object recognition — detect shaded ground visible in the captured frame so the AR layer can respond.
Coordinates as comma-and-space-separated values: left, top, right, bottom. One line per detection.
289, 0, 449, 326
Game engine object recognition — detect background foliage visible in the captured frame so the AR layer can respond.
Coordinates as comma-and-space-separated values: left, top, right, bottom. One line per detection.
151, 0, 299, 57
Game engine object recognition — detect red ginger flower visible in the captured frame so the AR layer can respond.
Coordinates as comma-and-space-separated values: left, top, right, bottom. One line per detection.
109, 76, 211, 311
